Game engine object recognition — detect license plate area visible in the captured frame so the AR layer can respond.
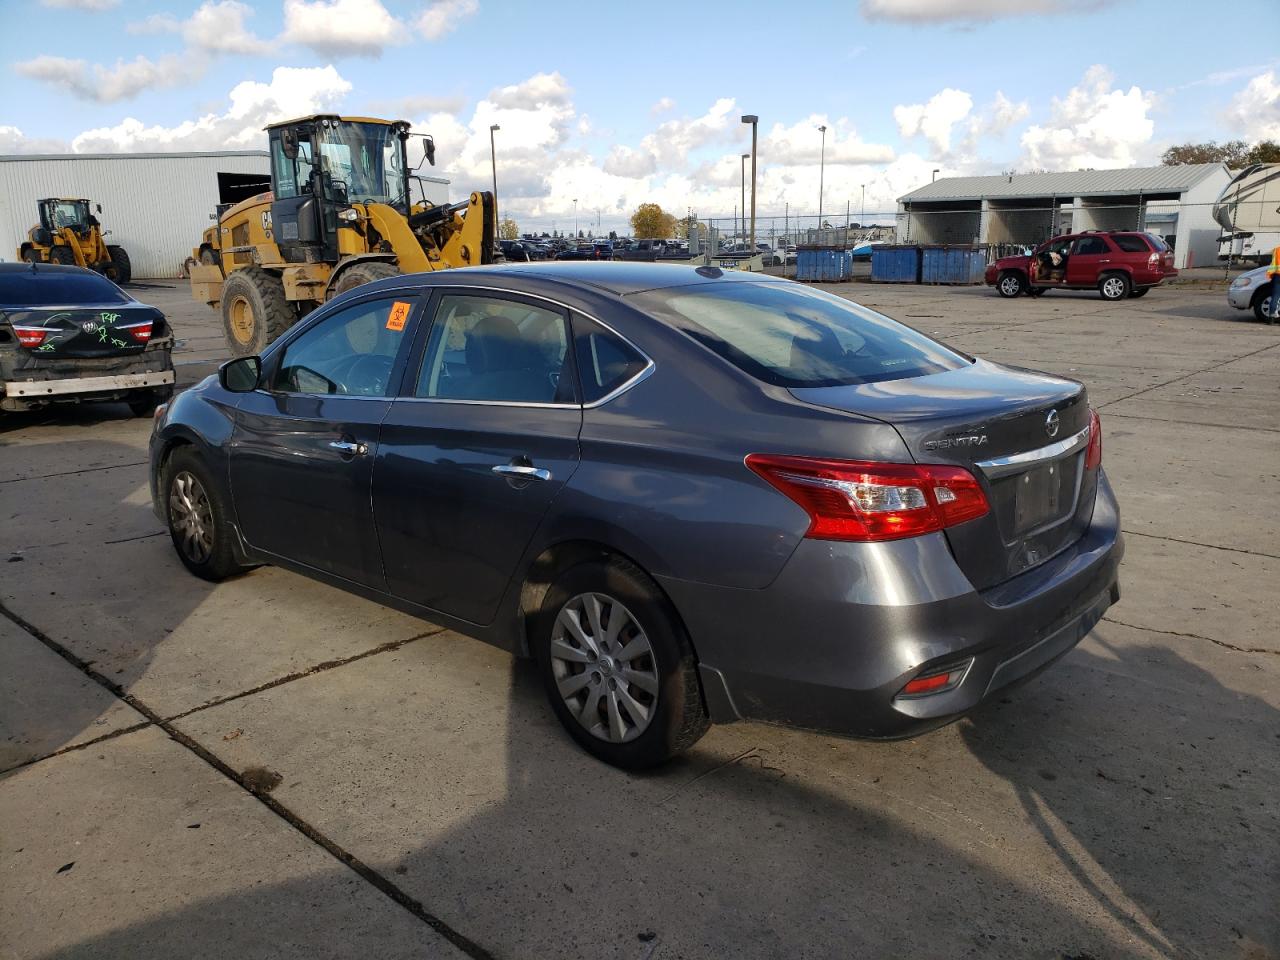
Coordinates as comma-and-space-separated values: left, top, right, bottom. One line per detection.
988, 451, 1082, 541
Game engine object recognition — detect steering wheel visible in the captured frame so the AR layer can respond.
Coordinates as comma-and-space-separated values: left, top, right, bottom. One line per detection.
325, 354, 393, 396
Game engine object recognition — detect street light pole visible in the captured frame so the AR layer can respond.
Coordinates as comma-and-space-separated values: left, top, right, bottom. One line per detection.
741, 114, 758, 251
817, 124, 827, 244
740, 153, 749, 249
488, 124, 500, 227
861, 183, 866, 230
573, 198, 578, 239
932, 168, 940, 183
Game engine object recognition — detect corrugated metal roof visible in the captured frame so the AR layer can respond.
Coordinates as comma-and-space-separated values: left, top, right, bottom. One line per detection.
899, 164, 1226, 202
0, 151, 268, 162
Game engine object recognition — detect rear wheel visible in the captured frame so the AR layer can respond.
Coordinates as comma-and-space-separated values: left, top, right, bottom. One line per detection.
21, 248, 41, 264
1098, 273, 1130, 301
330, 261, 400, 298
533, 557, 708, 769
161, 447, 252, 582
49, 246, 75, 266
106, 245, 131, 284
221, 267, 294, 358
996, 272, 1024, 298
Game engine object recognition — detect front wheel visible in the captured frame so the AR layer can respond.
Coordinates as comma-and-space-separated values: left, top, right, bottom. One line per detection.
996, 272, 1024, 298
106, 245, 131, 284
1252, 287, 1275, 323
534, 557, 708, 769
1098, 273, 1130, 301
221, 267, 294, 357
161, 447, 253, 582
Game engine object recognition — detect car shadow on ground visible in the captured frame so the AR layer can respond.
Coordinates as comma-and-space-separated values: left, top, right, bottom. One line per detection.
30, 618, 1280, 959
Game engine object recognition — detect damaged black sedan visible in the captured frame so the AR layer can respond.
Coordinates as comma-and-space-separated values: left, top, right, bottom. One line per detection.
0, 262, 174, 415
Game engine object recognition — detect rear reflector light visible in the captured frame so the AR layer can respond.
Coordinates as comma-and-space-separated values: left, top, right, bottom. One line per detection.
1085, 408, 1102, 470
898, 661, 971, 699
118, 320, 153, 343
13, 326, 47, 348
745, 454, 989, 542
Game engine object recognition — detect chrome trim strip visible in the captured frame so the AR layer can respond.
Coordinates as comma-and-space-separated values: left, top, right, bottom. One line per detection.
975, 425, 1090, 478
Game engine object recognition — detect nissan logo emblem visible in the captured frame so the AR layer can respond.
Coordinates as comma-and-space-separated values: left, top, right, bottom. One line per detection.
1045, 410, 1060, 438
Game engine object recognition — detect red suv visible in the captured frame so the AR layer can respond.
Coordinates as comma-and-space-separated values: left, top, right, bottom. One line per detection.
985, 231, 1177, 301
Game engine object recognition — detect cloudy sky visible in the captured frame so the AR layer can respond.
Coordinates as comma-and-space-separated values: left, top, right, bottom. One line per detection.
2, 0, 1279, 233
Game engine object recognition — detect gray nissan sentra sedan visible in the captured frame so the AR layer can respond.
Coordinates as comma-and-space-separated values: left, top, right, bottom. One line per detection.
150, 263, 1122, 768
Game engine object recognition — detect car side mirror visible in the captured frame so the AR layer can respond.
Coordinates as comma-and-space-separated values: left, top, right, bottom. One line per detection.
96, 203, 102, 213
220, 355, 261, 392
423, 135, 436, 167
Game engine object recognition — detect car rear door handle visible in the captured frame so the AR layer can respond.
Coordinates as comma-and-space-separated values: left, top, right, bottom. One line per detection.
328, 440, 368, 456
492, 464, 551, 482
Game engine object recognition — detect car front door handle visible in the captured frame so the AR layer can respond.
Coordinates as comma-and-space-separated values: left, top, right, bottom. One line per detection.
492, 464, 552, 482
329, 440, 368, 456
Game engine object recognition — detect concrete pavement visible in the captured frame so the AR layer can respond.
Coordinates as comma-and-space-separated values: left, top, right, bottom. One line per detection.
2, 278, 1277, 959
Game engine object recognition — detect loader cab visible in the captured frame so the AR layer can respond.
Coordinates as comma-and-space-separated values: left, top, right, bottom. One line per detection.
38, 199, 94, 236
267, 115, 412, 264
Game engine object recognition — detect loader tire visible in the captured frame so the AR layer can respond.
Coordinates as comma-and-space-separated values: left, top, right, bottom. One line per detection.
106, 245, 132, 284
330, 261, 400, 299
50, 246, 75, 266
221, 267, 294, 358
21, 248, 41, 264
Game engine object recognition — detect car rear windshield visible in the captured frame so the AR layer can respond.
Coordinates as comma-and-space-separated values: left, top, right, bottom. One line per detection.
1144, 233, 1170, 251
0, 271, 128, 307
1112, 234, 1153, 253
632, 281, 969, 388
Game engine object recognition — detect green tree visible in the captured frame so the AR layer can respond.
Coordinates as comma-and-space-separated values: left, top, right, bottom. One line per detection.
631, 202, 678, 239
498, 217, 520, 240
1244, 140, 1280, 165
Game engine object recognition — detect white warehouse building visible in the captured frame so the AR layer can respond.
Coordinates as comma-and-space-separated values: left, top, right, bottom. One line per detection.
0, 151, 452, 279
896, 164, 1232, 270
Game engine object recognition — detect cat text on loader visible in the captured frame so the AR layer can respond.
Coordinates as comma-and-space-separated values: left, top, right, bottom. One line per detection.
188, 114, 496, 357
19, 198, 131, 283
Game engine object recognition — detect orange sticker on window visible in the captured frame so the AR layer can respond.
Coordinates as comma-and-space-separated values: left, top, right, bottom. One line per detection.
386, 301, 411, 331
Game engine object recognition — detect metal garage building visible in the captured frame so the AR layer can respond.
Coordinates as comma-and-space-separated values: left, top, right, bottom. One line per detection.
0, 151, 453, 279
896, 164, 1232, 269
0, 151, 272, 279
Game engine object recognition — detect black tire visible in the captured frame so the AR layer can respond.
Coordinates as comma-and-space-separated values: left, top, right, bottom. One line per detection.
128, 386, 172, 418
199, 247, 220, 266
330, 261, 400, 298
106, 245, 131, 284
1252, 286, 1275, 323
160, 446, 252, 582
21, 248, 42, 264
996, 271, 1024, 298
1128, 287, 1149, 298
1027, 286, 1047, 297
221, 267, 294, 358
1098, 272, 1131, 302
533, 556, 709, 769
49, 246, 75, 265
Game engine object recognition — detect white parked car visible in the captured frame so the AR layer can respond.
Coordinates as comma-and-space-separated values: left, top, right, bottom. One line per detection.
1227, 266, 1276, 322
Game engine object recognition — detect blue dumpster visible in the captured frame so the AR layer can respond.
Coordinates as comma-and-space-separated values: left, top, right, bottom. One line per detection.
920, 246, 987, 285
796, 248, 853, 282
870, 246, 921, 283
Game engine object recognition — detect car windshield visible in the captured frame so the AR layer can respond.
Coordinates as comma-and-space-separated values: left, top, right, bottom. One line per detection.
0, 270, 129, 307
43, 200, 89, 230
316, 122, 406, 207
632, 281, 969, 387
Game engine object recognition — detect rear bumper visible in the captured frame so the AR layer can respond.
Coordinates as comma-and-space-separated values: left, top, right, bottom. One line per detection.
0, 341, 173, 409
660, 471, 1123, 739
3, 369, 174, 399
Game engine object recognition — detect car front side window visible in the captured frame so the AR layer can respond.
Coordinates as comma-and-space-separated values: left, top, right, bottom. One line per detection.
273, 296, 414, 397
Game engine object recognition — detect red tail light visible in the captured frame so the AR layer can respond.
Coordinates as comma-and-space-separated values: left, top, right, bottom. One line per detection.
13, 326, 47, 348
119, 319, 153, 343
1085, 408, 1102, 470
898, 660, 971, 698
745, 454, 990, 542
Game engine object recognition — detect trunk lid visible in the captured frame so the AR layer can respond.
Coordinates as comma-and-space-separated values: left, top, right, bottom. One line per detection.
790, 358, 1097, 590
3, 303, 161, 359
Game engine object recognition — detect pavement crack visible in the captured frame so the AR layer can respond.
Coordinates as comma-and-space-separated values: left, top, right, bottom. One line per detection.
1103, 412, 1280, 435
0, 460, 149, 485
1101, 615, 1279, 656
164, 627, 447, 722
0, 601, 494, 960
657, 747, 759, 806
1098, 341, 1280, 408
0, 719, 153, 775
1121, 529, 1280, 561
104, 530, 167, 545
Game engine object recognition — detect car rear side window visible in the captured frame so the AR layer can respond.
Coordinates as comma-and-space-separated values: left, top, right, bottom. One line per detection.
631, 281, 968, 388
1112, 235, 1152, 253
1073, 236, 1110, 255
573, 315, 648, 403
274, 296, 412, 397
0, 271, 129, 307
416, 294, 574, 404
1144, 233, 1170, 252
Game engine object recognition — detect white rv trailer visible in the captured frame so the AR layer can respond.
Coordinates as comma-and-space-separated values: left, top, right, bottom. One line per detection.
1215, 164, 1280, 264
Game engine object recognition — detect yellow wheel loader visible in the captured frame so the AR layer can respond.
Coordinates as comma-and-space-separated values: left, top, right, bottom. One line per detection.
188, 114, 496, 357
19, 198, 131, 283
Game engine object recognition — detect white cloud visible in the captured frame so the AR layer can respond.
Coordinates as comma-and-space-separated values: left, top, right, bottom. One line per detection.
894, 88, 973, 154
861, 0, 1100, 22
0, 125, 69, 154
126, 12, 180, 33
39, 0, 118, 8
14, 54, 200, 104
762, 115, 895, 166
487, 71, 571, 110
181, 1, 272, 55
280, 0, 404, 57
70, 65, 352, 152
416, 0, 479, 40
651, 97, 675, 116
983, 91, 1029, 136
1225, 71, 1280, 142
1020, 65, 1156, 170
